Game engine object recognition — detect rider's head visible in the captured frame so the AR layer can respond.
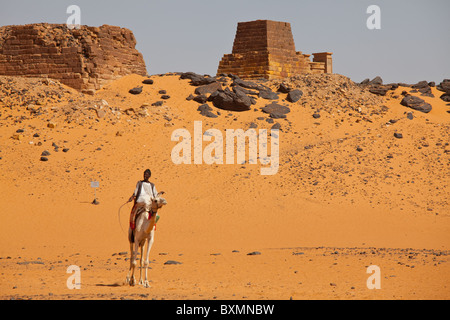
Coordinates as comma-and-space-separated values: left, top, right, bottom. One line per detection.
144, 169, 151, 180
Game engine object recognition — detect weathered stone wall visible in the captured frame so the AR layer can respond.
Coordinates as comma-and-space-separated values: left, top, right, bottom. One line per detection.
0, 23, 147, 92
217, 20, 333, 80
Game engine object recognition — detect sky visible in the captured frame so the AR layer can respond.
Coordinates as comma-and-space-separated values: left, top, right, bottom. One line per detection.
1, 0, 449, 84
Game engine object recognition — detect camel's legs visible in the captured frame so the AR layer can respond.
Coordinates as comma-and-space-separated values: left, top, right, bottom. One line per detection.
138, 241, 145, 285
126, 238, 134, 285
143, 230, 155, 288
128, 241, 139, 286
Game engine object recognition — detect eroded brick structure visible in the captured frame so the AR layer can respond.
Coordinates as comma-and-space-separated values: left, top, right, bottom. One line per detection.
0, 23, 147, 92
217, 20, 332, 80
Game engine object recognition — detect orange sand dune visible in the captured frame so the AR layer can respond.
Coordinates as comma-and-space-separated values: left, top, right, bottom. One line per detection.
0, 74, 449, 300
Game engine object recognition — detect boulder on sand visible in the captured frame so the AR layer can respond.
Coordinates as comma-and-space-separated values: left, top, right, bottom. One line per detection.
400, 95, 432, 113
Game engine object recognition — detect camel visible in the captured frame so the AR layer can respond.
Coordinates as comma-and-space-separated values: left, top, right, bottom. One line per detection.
125, 192, 167, 287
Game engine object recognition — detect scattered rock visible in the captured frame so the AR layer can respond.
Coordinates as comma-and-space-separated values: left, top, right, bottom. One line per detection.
193, 95, 208, 104
209, 87, 252, 112
271, 123, 281, 130
312, 113, 321, 119
286, 89, 303, 103
400, 96, 432, 113
440, 93, 450, 102
164, 260, 182, 265
161, 95, 170, 100
152, 101, 164, 107
369, 76, 383, 85
247, 251, 261, 256
40, 156, 48, 162
41, 150, 51, 156
259, 90, 279, 100
394, 132, 403, 139
261, 102, 290, 118
129, 87, 143, 95
194, 82, 222, 95
277, 83, 292, 93
180, 72, 216, 86
197, 104, 218, 118
142, 79, 154, 85
369, 85, 390, 96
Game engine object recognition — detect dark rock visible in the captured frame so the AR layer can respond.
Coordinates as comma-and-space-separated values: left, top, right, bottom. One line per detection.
261, 102, 290, 118
407, 112, 414, 120
369, 85, 389, 96
186, 94, 195, 101
356, 147, 363, 152
232, 78, 268, 91
92, 199, 99, 205
436, 79, 450, 93
412, 81, 429, 89
129, 87, 143, 95
40, 156, 48, 161
152, 101, 163, 107
369, 76, 383, 85
63, 148, 69, 153
142, 79, 154, 85
247, 251, 261, 256
180, 72, 216, 86
164, 260, 182, 265
41, 150, 51, 156
400, 96, 432, 113
158, 90, 167, 94
249, 122, 258, 129
16, 129, 24, 133
286, 89, 303, 103
271, 123, 281, 130
259, 90, 279, 100
33, 133, 40, 138
197, 103, 211, 113
428, 82, 435, 87
194, 82, 222, 95
277, 83, 292, 93
394, 132, 403, 139
197, 104, 218, 118
161, 95, 170, 100
312, 113, 321, 119
440, 93, 450, 102
209, 88, 252, 112
233, 85, 259, 97
265, 118, 274, 124
193, 94, 208, 104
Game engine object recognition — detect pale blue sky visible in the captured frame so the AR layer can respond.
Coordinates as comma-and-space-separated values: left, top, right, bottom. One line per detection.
1, 0, 449, 83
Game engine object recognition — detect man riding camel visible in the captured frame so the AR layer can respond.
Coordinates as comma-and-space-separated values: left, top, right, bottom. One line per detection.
128, 169, 159, 230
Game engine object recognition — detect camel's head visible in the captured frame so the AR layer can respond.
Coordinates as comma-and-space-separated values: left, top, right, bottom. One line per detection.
151, 191, 167, 212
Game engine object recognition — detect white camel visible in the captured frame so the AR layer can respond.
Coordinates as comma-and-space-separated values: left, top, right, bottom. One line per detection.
125, 192, 167, 287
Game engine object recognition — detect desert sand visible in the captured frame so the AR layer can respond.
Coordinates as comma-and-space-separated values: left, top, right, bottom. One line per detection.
0, 73, 449, 300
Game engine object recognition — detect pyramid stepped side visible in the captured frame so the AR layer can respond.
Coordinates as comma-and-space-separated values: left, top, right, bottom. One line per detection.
217, 20, 332, 80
